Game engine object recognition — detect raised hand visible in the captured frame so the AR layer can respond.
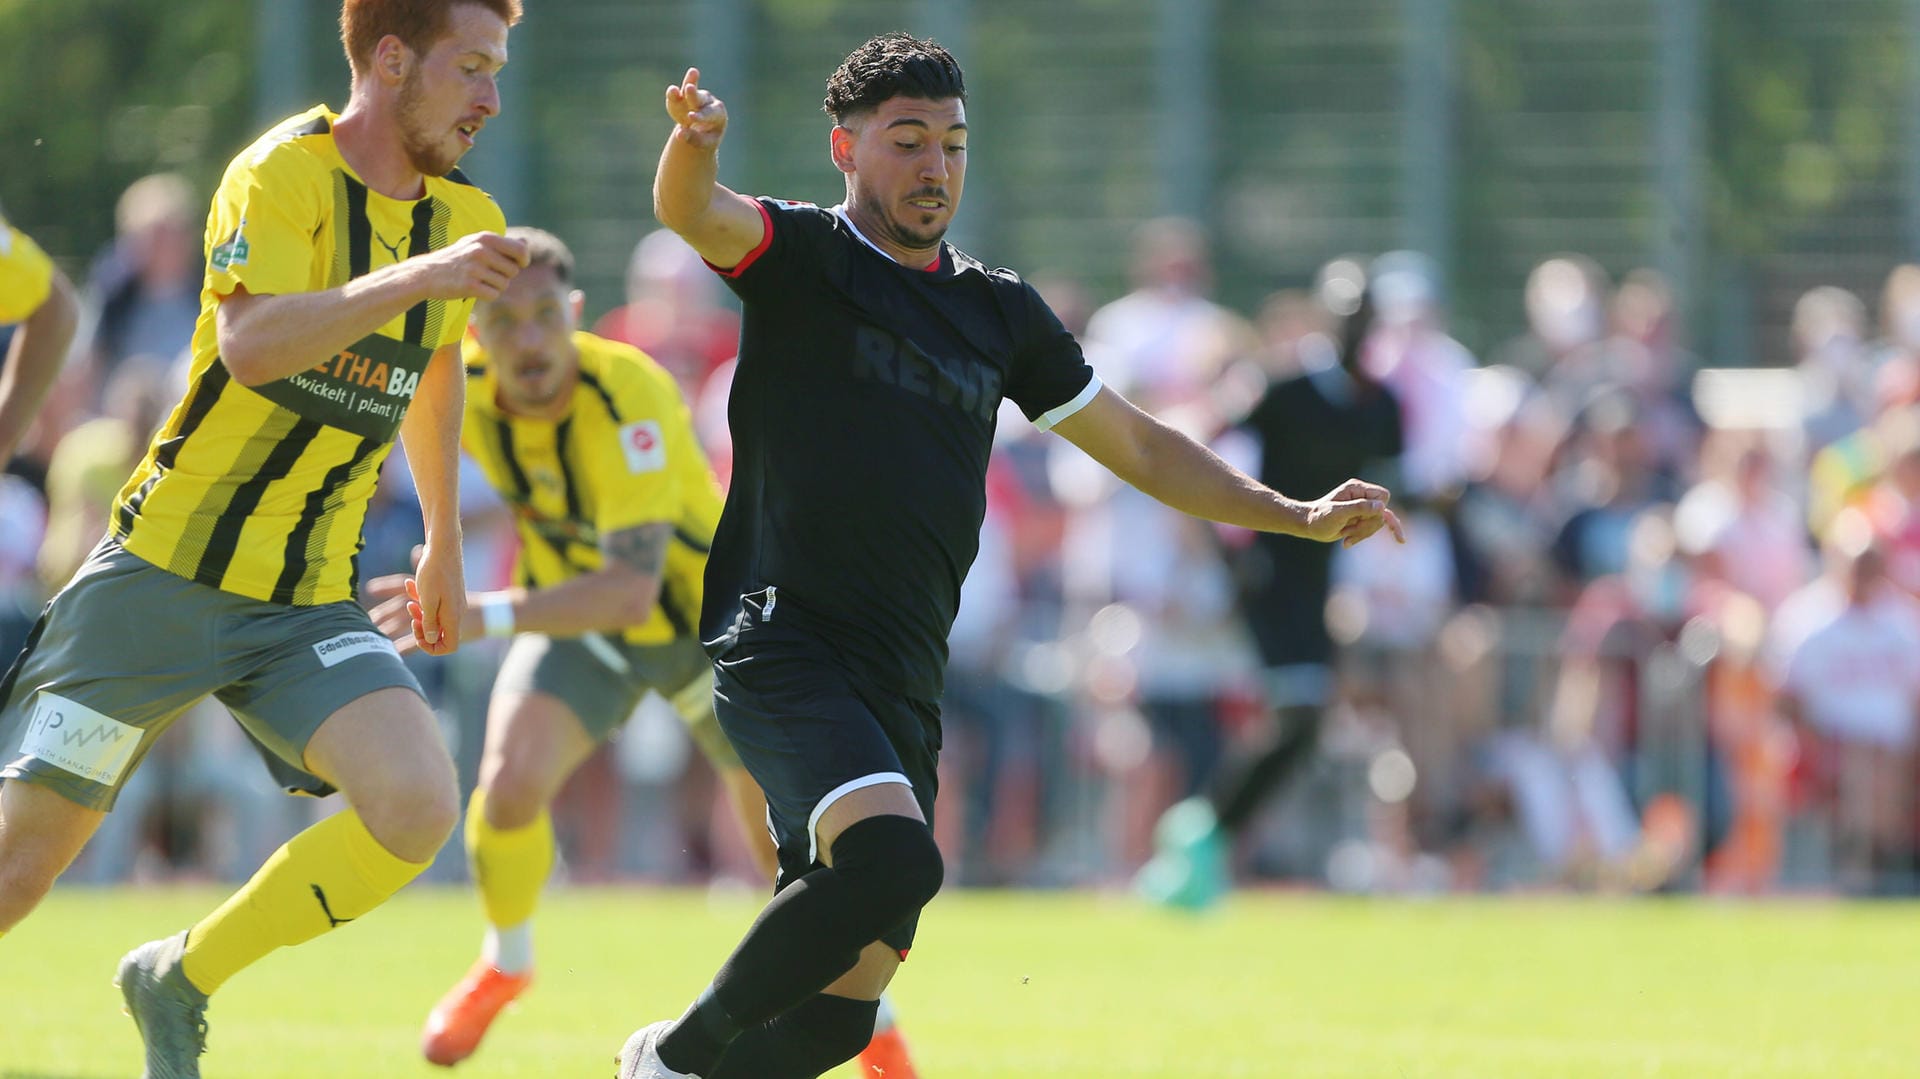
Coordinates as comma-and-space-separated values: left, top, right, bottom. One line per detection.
665, 67, 729, 149
412, 231, 530, 302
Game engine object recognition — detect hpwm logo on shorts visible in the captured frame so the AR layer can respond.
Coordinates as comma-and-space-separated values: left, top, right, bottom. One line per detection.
19, 692, 141, 785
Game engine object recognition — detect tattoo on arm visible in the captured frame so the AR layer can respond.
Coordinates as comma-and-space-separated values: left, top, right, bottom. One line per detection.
602, 521, 671, 576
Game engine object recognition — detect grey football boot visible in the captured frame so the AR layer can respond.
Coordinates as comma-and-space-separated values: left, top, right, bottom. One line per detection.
116, 930, 211, 1079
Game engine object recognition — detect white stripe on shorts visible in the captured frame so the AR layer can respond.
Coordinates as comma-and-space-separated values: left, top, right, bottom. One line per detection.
807, 771, 913, 864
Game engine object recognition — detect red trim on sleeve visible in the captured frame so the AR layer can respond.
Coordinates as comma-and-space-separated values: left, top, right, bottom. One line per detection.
896, 947, 911, 962
704, 199, 775, 279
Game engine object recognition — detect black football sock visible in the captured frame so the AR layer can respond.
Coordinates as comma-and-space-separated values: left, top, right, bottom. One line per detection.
656, 815, 942, 1075
1211, 703, 1323, 835
704, 993, 880, 1079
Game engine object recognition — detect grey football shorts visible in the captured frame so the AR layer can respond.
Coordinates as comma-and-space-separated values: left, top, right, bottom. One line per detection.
491, 631, 739, 769
0, 540, 423, 811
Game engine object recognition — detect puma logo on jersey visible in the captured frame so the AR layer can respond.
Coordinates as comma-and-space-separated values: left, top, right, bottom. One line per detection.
374, 230, 408, 261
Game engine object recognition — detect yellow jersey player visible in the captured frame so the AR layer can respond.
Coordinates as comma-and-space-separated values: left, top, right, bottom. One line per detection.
374, 227, 918, 1076
0, 3, 524, 1076
0, 202, 80, 467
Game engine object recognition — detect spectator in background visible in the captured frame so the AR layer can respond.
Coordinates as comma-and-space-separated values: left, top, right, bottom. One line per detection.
82, 173, 202, 389
1808, 357, 1920, 536
1673, 435, 1812, 613
1451, 366, 1567, 607
1361, 250, 1473, 499
1773, 514, 1920, 891
1552, 269, 1701, 487
1871, 263, 1920, 369
1493, 254, 1609, 384
1137, 258, 1402, 910
1484, 507, 1697, 891
939, 458, 1035, 885
0, 474, 47, 660
1083, 217, 1252, 415
1865, 408, 1920, 602
592, 228, 739, 401
1549, 387, 1678, 592
37, 360, 174, 588
1793, 285, 1874, 454
1075, 219, 1259, 880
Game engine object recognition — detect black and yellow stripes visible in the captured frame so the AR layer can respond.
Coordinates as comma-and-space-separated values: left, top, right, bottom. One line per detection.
114, 361, 231, 540
461, 332, 724, 646
165, 408, 316, 585
553, 417, 587, 523
272, 435, 382, 604
490, 415, 534, 502
110, 105, 503, 605
344, 175, 372, 280
115, 362, 403, 601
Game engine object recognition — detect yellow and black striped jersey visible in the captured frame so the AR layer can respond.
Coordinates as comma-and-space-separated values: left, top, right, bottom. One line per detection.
0, 208, 55, 323
462, 331, 722, 646
112, 106, 506, 605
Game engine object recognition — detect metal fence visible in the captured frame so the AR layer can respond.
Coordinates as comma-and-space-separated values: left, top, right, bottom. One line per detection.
239, 0, 1920, 366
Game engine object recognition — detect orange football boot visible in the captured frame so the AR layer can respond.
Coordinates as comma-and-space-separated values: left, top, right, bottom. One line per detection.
421, 959, 533, 1066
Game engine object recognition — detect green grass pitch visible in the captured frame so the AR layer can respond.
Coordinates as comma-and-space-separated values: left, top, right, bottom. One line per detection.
4, 887, 1917, 1077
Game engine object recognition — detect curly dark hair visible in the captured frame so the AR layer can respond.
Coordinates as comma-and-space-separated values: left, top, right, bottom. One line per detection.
823, 32, 967, 124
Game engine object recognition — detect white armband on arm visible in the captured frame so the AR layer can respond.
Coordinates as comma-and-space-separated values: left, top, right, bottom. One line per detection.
479, 594, 517, 638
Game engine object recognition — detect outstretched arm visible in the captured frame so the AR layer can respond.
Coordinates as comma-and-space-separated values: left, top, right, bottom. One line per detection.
0, 266, 77, 467
1052, 385, 1404, 547
653, 67, 767, 270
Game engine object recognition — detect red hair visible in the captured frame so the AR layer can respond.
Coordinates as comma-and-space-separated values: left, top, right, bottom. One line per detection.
339, 0, 522, 75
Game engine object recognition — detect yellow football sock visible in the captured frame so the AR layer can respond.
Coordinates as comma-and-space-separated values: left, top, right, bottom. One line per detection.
466, 787, 555, 929
181, 808, 428, 994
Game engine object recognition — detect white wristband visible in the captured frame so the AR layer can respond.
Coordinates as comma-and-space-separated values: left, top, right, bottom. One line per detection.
479, 594, 516, 638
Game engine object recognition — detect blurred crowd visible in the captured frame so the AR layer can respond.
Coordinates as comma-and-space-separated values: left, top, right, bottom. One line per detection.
9, 171, 1920, 897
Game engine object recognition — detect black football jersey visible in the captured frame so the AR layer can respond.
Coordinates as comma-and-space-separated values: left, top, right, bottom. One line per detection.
704, 198, 1098, 699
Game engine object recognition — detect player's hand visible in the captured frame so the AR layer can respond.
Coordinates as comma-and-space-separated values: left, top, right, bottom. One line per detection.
367, 576, 484, 655
665, 67, 729, 149
413, 231, 530, 302
367, 573, 425, 653
407, 541, 467, 655
1300, 478, 1406, 548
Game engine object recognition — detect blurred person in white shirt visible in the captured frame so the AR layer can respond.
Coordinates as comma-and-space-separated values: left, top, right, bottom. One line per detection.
1360, 250, 1473, 499
1674, 436, 1813, 613
1772, 512, 1920, 890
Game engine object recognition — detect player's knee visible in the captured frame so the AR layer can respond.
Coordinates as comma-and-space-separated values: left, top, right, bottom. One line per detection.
357, 767, 460, 860
478, 769, 547, 830
791, 994, 881, 1070
829, 814, 945, 916
0, 845, 62, 928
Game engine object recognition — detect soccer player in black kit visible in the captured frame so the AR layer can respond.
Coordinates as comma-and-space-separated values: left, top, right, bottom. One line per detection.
618, 34, 1406, 1079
